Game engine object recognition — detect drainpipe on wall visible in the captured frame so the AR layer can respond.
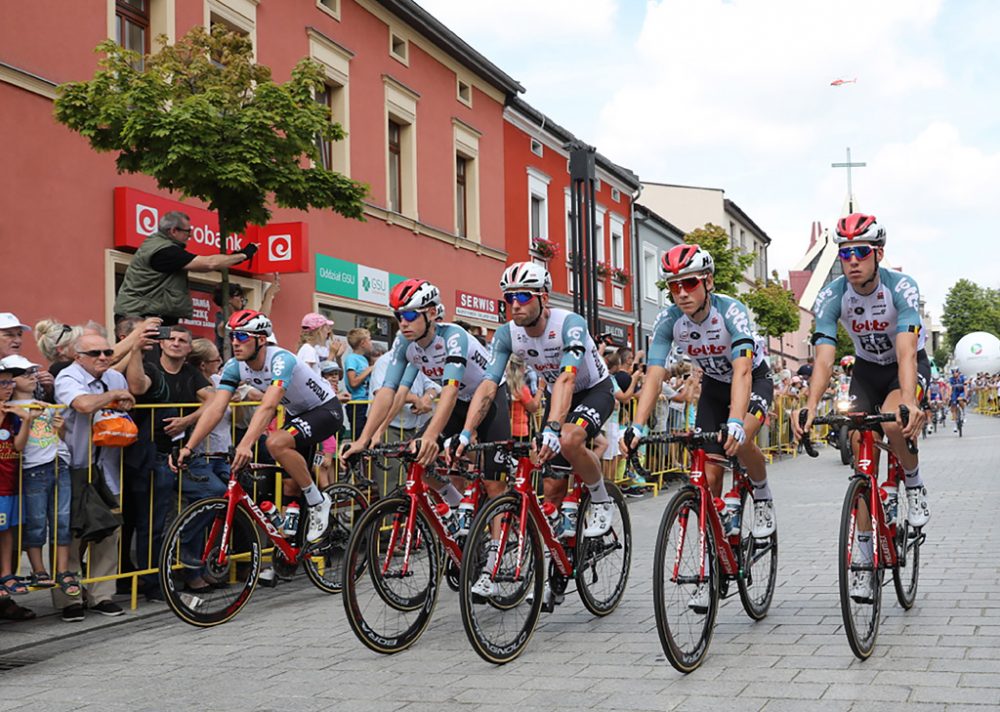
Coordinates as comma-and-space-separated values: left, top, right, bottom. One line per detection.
630, 185, 643, 350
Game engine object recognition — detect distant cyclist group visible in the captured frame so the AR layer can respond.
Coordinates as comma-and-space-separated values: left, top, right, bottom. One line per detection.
163, 211, 938, 666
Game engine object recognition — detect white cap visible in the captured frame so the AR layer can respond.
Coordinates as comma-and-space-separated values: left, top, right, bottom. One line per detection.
0, 355, 39, 371
0, 313, 31, 331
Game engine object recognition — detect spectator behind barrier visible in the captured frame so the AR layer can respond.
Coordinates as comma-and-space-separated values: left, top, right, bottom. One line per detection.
0, 363, 25, 600
344, 327, 374, 438
53, 332, 141, 622
114, 210, 259, 325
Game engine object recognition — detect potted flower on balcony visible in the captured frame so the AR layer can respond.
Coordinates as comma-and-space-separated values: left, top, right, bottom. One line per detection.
595, 261, 612, 280
530, 237, 560, 261
611, 266, 631, 285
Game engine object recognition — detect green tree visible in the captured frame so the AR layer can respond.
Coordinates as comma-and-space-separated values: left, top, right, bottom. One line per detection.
941, 279, 1000, 350
54, 26, 367, 315
655, 223, 754, 295
933, 345, 951, 371
744, 270, 800, 340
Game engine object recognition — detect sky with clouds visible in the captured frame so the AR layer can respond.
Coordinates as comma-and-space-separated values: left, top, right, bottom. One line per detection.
419, 0, 999, 320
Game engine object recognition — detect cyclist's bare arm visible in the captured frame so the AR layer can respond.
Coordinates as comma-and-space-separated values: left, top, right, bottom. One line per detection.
794, 343, 835, 437
175, 388, 234, 468
894, 332, 923, 438
728, 356, 753, 423
545, 370, 576, 427
451, 379, 499, 461
372, 385, 412, 442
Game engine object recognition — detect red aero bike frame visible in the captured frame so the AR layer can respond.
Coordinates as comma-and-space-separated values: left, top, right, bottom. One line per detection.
801, 406, 923, 660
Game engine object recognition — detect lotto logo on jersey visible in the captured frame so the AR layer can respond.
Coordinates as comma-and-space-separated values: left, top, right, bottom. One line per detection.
271, 354, 288, 377
688, 343, 727, 356
446, 333, 462, 355
724, 302, 751, 336
852, 318, 889, 333
894, 276, 920, 310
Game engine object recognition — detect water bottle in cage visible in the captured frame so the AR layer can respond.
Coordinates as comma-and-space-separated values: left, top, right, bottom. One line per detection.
283, 502, 300, 538
260, 501, 284, 531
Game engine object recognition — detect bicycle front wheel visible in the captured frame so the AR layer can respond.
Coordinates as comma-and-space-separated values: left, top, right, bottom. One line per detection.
159, 497, 261, 628
736, 490, 777, 620
303, 483, 369, 594
459, 493, 544, 664
892, 482, 921, 609
839, 476, 883, 660
653, 487, 719, 674
575, 481, 632, 616
838, 425, 852, 466
342, 496, 441, 654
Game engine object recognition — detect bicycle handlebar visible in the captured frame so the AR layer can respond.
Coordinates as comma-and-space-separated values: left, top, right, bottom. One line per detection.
798, 406, 917, 458
624, 430, 725, 480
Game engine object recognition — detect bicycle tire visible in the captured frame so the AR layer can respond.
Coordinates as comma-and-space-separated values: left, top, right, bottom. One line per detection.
653, 486, 719, 674
303, 483, 369, 594
736, 489, 777, 620
342, 496, 441, 654
575, 481, 632, 616
957, 409, 964, 437
159, 497, 261, 628
459, 493, 544, 664
839, 476, 882, 660
838, 425, 852, 466
892, 482, 921, 609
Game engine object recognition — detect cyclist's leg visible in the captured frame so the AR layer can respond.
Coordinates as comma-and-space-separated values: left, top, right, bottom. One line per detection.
880, 355, 931, 526
558, 380, 617, 536
417, 402, 468, 506
694, 376, 730, 498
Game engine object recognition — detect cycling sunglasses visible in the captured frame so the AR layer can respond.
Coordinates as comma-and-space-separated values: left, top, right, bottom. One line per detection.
838, 245, 874, 261
666, 276, 702, 294
78, 349, 115, 357
503, 291, 540, 305
394, 309, 422, 323
229, 331, 260, 343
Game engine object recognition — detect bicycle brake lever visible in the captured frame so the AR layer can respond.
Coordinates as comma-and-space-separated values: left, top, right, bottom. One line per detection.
898, 405, 919, 455
798, 409, 819, 458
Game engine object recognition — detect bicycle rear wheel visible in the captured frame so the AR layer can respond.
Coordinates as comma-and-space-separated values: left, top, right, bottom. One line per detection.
653, 487, 719, 674
459, 493, 544, 664
159, 497, 261, 628
303, 483, 369, 594
342, 496, 441, 654
839, 476, 883, 660
575, 481, 632, 616
736, 490, 777, 620
892, 482, 921, 609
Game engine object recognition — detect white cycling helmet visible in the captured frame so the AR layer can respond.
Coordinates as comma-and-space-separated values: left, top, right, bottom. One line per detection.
227, 309, 273, 336
834, 213, 886, 246
661, 244, 714, 281
389, 279, 441, 312
500, 261, 552, 293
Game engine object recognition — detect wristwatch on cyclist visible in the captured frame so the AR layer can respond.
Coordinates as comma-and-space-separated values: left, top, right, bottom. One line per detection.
545, 421, 562, 433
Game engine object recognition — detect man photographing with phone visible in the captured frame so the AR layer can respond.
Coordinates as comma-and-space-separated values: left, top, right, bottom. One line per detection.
115, 210, 258, 325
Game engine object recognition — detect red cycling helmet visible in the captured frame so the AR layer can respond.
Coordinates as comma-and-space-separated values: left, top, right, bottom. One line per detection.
389, 279, 441, 312
661, 243, 714, 280
834, 213, 886, 246
227, 309, 272, 336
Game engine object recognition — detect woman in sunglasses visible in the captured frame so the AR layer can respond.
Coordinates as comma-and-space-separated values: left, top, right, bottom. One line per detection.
621, 244, 775, 607
793, 213, 930, 602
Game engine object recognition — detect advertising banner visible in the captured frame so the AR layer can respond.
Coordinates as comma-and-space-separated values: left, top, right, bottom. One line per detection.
455, 289, 500, 323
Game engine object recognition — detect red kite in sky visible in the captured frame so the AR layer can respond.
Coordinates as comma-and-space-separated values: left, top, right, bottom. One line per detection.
830, 78, 857, 86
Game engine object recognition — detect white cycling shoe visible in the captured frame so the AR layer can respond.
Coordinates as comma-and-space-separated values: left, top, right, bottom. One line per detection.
752, 500, 776, 538
688, 583, 710, 613
849, 570, 874, 603
306, 493, 332, 543
583, 501, 615, 537
905, 486, 930, 528
470, 572, 496, 597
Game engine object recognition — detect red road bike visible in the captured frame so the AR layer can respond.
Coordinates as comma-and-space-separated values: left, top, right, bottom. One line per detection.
800, 407, 923, 660
341, 441, 488, 654
629, 431, 778, 673
159, 455, 369, 627
457, 440, 631, 664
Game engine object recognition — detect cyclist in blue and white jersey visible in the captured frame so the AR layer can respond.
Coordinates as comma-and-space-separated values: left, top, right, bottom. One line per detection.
177, 310, 343, 543
339, 279, 510, 508
455, 262, 617, 542
948, 368, 967, 431
620, 245, 776, 556
793, 213, 930, 602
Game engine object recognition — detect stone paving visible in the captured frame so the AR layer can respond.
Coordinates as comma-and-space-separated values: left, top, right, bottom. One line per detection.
1, 413, 998, 712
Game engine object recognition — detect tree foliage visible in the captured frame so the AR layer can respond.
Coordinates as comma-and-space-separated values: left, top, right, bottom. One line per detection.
54, 26, 367, 239
933, 345, 951, 372
744, 270, 800, 339
834, 322, 855, 361
941, 279, 1000, 351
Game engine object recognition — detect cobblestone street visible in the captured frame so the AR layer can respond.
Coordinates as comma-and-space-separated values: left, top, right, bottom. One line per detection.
2, 414, 998, 712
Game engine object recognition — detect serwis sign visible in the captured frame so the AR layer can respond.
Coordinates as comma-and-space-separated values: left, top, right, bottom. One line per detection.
455, 290, 500, 323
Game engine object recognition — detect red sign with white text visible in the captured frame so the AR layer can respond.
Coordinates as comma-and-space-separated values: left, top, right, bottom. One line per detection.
113, 187, 308, 274
455, 289, 500, 323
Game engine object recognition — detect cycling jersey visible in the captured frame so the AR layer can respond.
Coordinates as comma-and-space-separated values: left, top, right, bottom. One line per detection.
382, 322, 492, 402
218, 346, 334, 416
484, 308, 608, 392
928, 382, 942, 401
949, 375, 966, 396
647, 293, 768, 383
813, 268, 926, 366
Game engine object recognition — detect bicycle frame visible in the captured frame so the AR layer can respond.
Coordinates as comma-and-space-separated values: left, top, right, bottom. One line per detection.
847, 431, 900, 574
680, 447, 739, 583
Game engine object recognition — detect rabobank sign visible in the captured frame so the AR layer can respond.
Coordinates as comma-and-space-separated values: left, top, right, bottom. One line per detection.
316, 253, 407, 305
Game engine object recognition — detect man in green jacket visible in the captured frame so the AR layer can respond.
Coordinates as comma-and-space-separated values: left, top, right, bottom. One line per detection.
114, 211, 258, 325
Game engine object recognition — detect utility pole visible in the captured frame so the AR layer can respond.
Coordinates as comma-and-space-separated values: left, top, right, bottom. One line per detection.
831, 147, 866, 213
568, 141, 599, 335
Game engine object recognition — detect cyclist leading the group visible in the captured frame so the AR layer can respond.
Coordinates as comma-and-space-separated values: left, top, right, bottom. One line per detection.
455, 261, 618, 542
621, 245, 776, 548
176, 310, 344, 544
793, 213, 930, 600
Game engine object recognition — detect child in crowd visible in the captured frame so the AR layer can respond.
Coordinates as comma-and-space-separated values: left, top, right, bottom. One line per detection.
0, 362, 25, 596
316, 361, 352, 487
2, 355, 81, 596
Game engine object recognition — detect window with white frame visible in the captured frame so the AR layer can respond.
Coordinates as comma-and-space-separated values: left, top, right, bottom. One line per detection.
309, 29, 351, 175
594, 205, 606, 302
205, 0, 256, 57
527, 167, 550, 246
610, 213, 625, 270
456, 78, 472, 107
530, 139, 543, 157
316, 0, 340, 20
454, 120, 481, 241
389, 30, 408, 64
385, 77, 418, 218
611, 187, 621, 202
643, 245, 658, 303
110, 0, 175, 57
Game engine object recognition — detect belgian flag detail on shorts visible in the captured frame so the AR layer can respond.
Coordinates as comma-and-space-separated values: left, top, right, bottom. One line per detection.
574, 417, 589, 428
